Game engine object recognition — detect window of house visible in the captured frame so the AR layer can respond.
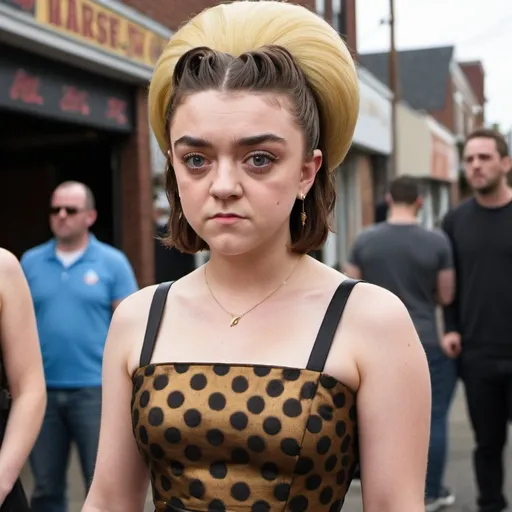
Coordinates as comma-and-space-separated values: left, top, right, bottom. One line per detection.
315, 0, 325, 17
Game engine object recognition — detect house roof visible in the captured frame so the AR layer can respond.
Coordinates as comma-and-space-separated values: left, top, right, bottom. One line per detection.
359, 46, 454, 112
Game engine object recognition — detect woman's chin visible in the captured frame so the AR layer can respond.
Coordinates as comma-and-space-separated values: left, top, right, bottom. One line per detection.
205, 233, 260, 258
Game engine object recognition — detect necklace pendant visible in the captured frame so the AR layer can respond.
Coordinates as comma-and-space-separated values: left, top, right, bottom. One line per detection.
230, 315, 242, 327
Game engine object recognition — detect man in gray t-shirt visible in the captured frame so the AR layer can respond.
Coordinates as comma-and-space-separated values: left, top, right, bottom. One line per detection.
345, 176, 456, 511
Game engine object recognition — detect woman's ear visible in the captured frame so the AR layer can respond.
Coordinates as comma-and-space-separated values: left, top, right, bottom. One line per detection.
299, 149, 322, 196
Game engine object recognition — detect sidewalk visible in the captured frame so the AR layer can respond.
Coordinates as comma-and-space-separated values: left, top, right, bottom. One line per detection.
20, 383, 512, 512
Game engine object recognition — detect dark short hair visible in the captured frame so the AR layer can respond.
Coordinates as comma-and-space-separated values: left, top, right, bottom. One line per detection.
389, 175, 419, 205
161, 45, 334, 255
465, 128, 509, 158
54, 181, 96, 210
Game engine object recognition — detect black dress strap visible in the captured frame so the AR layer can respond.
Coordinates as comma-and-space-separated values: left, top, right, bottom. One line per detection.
139, 281, 174, 367
306, 279, 361, 373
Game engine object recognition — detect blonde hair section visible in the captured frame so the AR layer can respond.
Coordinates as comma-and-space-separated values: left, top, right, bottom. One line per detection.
148, 0, 359, 171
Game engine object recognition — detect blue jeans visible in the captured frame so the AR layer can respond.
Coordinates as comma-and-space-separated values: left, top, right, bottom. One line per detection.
424, 344, 457, 499
29, 387, 102, 512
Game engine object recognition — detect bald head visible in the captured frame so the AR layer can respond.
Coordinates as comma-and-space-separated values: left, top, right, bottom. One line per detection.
53, 181, 95, 210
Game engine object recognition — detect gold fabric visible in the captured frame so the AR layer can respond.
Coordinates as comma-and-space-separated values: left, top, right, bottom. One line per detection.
132, 363, 358, 512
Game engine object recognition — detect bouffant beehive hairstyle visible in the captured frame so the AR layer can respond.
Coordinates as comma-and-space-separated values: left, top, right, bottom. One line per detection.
149, 1, 359, 253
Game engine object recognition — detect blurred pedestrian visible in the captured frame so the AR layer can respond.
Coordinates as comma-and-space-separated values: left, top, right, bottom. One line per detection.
21, 181, 138, 512
345, 175, 456, 511
0, 249, 46, 511
441, 128, 512, 512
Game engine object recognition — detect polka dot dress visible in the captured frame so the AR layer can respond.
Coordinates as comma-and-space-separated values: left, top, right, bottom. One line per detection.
131, 363, 358, 511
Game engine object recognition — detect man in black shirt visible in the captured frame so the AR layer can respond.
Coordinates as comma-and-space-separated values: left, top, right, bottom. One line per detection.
442, 128, 512, 512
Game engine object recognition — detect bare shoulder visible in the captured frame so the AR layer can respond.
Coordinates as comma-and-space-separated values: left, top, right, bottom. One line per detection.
0, 248, 22, 275
341, 281, 424, 376
345, 281, 417, 345
0, 249, 26, 296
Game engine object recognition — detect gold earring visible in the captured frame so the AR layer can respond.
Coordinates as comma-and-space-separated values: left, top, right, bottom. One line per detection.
300, 194, 307, 227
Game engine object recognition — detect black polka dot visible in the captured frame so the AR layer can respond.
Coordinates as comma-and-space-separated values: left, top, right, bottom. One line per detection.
266, 379, 284, 398
320, 375, 338, 389
213, 364, 230, 376
336, 420, 347, 438
261, 462, 279, 481
283, 398, 302, 418
248, 435, 266, 453
333, 392, 346, 408
153, 374, 169, 390
231, 482, 251, 502
283, 368, 301, 381
208, 392, 226, 411
300, 381, 317, 400
150, 443, 164, 459
252, 501, 271, 512
133, 374, 144, 393
190, 479, 205, 499
305, 474, 321, 491
191, 373, 207, 391
232, 448, 250, 464
167, 391, 185, 409
208, 499, 226, 511
317, 436, 331, 455
139, 390, 150, 408
289, 495, 308, 512
295, 456, 314, 475
170, 460, 184, 476
263, 417, 282, 436
274, 483, 290, 502
281, 438, 301, 457
341, 434, 352, 453
307, 415, 323, 434
232, 376, 249, 393
161, 475, 171, 491
254, 366, 271, 377
330, 500, 342, 512
320, 486, 334, 505
185, 445, 202, 461
349, 405, 357, 421
319, 405, 334, 421
164, 427, 181, 444
144, 365, 156, 376
184, 409, 202, 428
210, 461, 228, 479
337, 469, 346, 485
148, 407, 164, 427
230, 412, 248, 431
247, 396, 265, 415
325, 454, 338, 472
207, 429, 225, 446
174, 364, 190, 374
139, 425, 148, 444
132, 408, 139, 427
342, 455, 350, 467
170, 498, 185, 509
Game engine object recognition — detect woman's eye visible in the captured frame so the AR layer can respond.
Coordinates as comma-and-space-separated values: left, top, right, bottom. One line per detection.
248, 153, 274, 168
185, 155, 206, 168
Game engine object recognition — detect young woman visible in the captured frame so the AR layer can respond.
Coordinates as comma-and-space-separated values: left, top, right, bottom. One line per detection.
0, 249, 46, 509
83, 2, 431, 511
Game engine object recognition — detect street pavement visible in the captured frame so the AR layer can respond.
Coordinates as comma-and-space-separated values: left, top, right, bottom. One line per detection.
20, 382, 512, 512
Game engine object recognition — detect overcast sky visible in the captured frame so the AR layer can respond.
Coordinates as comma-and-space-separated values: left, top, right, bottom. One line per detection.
356, 0, 511, 133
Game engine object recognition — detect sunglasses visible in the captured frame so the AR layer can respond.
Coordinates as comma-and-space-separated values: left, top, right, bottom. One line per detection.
49, 206, 83, 216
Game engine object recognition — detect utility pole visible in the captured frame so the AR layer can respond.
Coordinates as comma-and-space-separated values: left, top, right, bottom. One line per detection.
388, 0, 399, 178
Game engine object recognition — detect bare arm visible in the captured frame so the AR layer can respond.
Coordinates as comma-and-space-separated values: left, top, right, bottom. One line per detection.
0, 249, 46, 502
82, 293, 150, 512
353, 285, 431, 511
436, 268, 455, 305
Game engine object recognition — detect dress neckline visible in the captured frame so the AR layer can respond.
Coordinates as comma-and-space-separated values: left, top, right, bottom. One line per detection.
132, 361, 357, 395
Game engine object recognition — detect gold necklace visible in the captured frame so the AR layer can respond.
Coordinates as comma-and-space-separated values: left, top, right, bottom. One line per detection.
204, 257, 302, 327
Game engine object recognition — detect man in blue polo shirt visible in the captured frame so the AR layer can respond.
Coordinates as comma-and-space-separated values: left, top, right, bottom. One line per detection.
21, 181, 138, 512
